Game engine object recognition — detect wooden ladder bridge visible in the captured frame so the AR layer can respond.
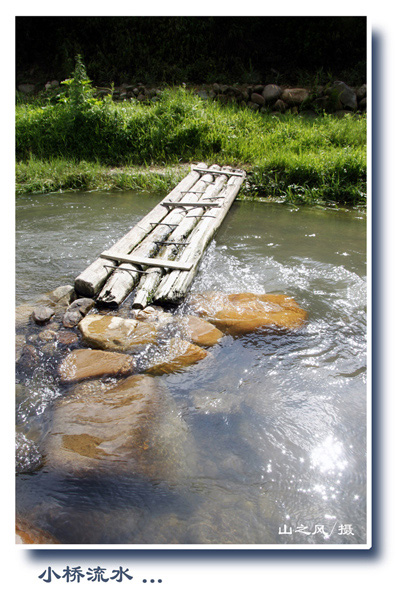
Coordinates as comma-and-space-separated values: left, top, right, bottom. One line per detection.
74, 163, 246, 309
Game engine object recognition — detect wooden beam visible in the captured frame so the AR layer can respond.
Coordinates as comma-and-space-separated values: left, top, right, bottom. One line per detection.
100, 251, 193, 271
192, 167, 246, 177
161, 201, 221, 208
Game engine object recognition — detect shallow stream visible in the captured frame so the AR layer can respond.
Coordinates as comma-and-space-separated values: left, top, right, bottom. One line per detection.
15, 191, 367, 545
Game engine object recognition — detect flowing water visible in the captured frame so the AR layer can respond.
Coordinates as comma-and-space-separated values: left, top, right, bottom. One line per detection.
15, 191, 367, 545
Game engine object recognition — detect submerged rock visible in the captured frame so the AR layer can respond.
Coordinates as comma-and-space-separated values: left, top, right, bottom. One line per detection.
16, 518, 60, 544
43, 375, 196, 480
56, 330, 79, 345
58, 348, 135, 383
188, 291, 307, 335
15, 304, 36, 328
31, 306, 55, 325
78, 314, 158, 351
177, 315, 223, 347
146, 337, 209, 375
15, 431, 42, 473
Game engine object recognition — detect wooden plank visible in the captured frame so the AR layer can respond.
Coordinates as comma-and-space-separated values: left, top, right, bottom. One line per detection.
100, 251, 193, 271
161, 201, 221, 208
192, 167, 245, 177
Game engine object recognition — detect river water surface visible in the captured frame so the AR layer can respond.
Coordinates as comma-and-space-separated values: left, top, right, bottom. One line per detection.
15, 191, 368, 546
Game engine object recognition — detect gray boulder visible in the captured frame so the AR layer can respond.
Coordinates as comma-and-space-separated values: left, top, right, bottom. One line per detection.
262, 84, 282, 103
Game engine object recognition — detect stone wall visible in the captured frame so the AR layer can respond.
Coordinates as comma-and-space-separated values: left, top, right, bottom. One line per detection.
17, 80, 367, 116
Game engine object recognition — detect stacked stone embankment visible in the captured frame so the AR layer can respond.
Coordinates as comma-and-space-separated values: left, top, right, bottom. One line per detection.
17, 80, 367, 116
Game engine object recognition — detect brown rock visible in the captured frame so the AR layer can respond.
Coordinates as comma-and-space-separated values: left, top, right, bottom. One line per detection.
177, 315, 223, 347
43, 375, 194, 480
78, 314, 158, 351
38, 329, 57, 343
58, 348, 135, 383
56, 330, 79, 345
273, 99, 288, 113
146, 338, 209, 375
281, 88, 309, 106
188, 291, 307, 336
32, 306, 55, 325
16, 518, 60, 544
18, 344, 40, 370
133, 305, 174, 326
251, 92, 265, 106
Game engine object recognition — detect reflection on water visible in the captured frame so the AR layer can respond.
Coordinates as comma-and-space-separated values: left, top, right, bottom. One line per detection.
15, 192, 367, 545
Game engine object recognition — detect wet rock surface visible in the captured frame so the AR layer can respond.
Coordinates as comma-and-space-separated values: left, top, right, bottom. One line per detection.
58, 348, 136, 382
15, 431, 42, 473
43, 375, 196, 480
16, 517, 60, 544
62, 297, 95, 328
78, 314, 158, 351
146, 337, 209, 375
31, 306, 55, 325
189, 291, 307, 335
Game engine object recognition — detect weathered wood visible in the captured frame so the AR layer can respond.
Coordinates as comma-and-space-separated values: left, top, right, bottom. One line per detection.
161, 201, 221, 208
131, 171, 229, 309
74, 163, 207, 297
100, 251, 193, 271
192, 166, 245, 177
153, 170, 245, 305
96, 169, 218, 306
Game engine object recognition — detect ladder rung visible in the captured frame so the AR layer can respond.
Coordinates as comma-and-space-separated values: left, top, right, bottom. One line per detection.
162, 201, 221, 208
100, 251, 193, 271
154, 241, 189, 246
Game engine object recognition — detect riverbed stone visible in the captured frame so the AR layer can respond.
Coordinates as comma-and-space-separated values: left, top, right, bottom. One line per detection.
43, 375, 195, 480
188, 291, 307, 336
281, 88, 309, 106
15, 334, 26, 362
31, 306, 55, 325
17, 344, 40, 370
62, 297, 95, 327
58, 348, 135, 383
177, 315, 223, 347
15, 431, 42, 473
78, 314, 158, 351
56, 330, 79, 345
16, 518, 60, 544
132, 305, 174, 326
43, 284, 76, 307
16, 304, 36, 328
146, 338, 209, 375
38, 329, 58, 343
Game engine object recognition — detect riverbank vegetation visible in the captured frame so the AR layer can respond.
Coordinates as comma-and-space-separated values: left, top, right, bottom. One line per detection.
16, 65, 366, 205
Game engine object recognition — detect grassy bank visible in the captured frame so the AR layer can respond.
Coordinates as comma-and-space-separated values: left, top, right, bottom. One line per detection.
16, 87, 366, 205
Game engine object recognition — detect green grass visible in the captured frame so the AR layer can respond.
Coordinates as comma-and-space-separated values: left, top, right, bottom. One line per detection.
15, 87, 366, 205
